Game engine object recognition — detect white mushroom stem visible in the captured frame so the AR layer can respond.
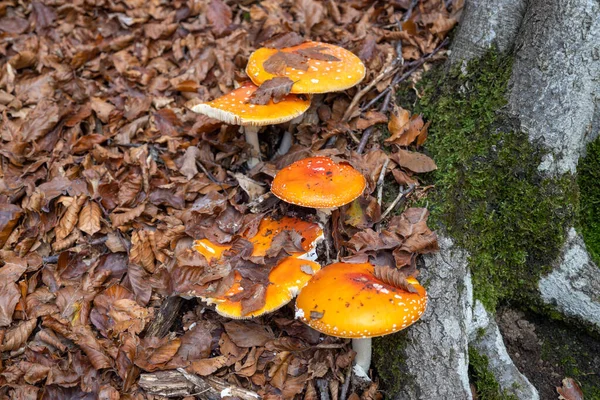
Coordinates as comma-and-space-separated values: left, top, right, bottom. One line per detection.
316, 208, 335, 263
352, 338, 372, 378
243, 126, 261, 168
274, 130, 293, 157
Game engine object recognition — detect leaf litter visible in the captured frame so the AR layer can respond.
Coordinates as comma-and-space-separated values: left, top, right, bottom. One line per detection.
0, 0, 460, 398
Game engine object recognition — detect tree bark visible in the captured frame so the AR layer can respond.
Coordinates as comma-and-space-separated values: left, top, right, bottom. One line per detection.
393, 0, 600, 398
396, 236, 472, 400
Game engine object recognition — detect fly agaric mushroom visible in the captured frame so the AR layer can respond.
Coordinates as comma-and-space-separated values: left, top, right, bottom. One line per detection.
189, 81, 311, 167
295, 262, 427, 378
246, 41, 366, 94
193, 216, 323, 264
246, 41, 365, 155
206, 257, 321, 319
271, 156, 366, 260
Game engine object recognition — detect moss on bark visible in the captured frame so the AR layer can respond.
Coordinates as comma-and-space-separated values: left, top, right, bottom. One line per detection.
468, 347, 518, 400
414, 49, 577, 310
578, 137, 600, 266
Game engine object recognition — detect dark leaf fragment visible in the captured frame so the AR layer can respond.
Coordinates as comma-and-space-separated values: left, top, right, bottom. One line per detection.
373, 265, 417, 293
263, 51, 309, 75
296, 46, 341, 61
249, 77, 295, 105
262, 32, 306, 49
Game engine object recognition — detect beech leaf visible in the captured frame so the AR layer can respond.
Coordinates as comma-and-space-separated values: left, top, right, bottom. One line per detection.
249, 77, 295, 105
390, 149, 437, 173
78, 201, 102, 236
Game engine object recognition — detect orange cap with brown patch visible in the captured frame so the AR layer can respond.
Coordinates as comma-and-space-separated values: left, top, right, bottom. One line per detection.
271, 156, 366, 209
193, 216, 323, 264
209, 257, 321, 319
294, 262, 427, 338
247, 42, 366, 94
189, 81, 310, 126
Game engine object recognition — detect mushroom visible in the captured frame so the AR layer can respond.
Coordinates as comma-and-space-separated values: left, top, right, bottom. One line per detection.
192, 216, 324, 317
246, 41, 366, 155
189, 81, 311, 168
246, 41, 366, 94
270, 156, 366, 260
193, 216, 323, 264
295, 262, 427, 379
206, 257, 321, 319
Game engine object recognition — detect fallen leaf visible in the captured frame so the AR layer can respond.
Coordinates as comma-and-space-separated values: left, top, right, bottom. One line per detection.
296, 46, 340, 61
0, 283, 20, 327
189, 355, 229, 376
557, 377, 584, 400
207, 0, 232, 36
0, 204, 23, 248
262, 32, 306, 49
78, 201, 102, 236
55, 195, 87, 241
233, 173, 266, 202
223, 321, 273, 347
0, 318, 37, 351
390, 149, 437, 173
249, 77, 295, 105
263, 51, 309, 75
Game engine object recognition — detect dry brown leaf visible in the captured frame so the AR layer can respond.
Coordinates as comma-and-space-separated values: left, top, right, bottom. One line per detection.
179, 146, 200, 180
189, 355, 229, 376
355, 111, 388, 130
55, 195, 86, 241
110, 204, 146, 228
249, 77, 295, 105
557, 377, 584, 400
373, 265, 417, 293
0, 283, 20, 327
78, 201, 102, 236
206, 0, 232, 36
263, 51, 309, 75
0, 204, 23, 248
387, 105, 410, 139
0, 318, 37, 351
390, 149, 437, 173
127, 263, 152, 306
130, 230, 156, 273
262, 32, 306, 49
386, 114, 426, 146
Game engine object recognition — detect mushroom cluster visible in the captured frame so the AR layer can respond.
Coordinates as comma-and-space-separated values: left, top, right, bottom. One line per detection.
189, 40, 366, 167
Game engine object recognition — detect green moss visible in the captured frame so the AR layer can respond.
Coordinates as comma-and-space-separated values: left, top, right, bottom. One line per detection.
415, 49, 577, 310
578, 137, 600, 266
469, 347, 518, 400
372, 331, 412, 398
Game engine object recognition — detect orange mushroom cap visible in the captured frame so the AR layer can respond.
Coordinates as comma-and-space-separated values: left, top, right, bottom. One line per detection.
193, 216, 323, 264
295, 262, 427, 338
188, 81, 310, 126
271, 156, 366, 209
209, 257, 321, 319
247, 42, 366, 94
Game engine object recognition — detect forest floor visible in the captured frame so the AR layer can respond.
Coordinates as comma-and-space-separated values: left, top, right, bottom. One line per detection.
0, 0, 462, 399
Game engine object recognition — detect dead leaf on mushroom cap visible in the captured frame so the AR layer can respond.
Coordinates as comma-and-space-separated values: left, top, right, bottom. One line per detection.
249, 77, 296, 105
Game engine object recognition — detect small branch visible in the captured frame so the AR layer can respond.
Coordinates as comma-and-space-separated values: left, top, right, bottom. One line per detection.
376, 159, 390, 206
138, 369, 261, 400
317, 379, 331, 400
361, 38, 449, 112
342, 51, 395, 122
380, 184, 416, 220
340, 365, 353, 400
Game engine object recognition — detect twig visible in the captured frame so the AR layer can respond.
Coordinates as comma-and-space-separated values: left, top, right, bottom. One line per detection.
356, 126, 374, 154
317, 379, 331, 400
340, 365, 353, 400
361, 38, 449, 112
376, 159, 390, 206
380, 184, 416, 220
196, 159, 220, 184
342, 51, 395, 122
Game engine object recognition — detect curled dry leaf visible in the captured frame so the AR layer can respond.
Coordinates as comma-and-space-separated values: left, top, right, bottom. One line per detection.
0, 318, 37, 352
78, 201, 102, 236
262, 32, 306, 49
0, 204, 23, 248
249, 77, 295, 105
372, 265, 417, 293
557, 377, 584, 400
55, 195, 87, 241
110, 204, 146, 228
0, 282, 21, 327
130, 230, 156, 273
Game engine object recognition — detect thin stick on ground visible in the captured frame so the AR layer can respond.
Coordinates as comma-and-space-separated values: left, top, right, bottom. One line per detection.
361, 38, 449, 112
342, 51, 395, 122
376, 159, 390, 206
340, 365, 353, 400
380, 184, 416, 220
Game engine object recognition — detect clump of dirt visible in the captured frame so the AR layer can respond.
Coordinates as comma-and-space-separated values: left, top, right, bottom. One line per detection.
497, 307, 600, 400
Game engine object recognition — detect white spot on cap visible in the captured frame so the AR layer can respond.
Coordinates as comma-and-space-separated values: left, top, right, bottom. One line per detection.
295, 308, 305, 319
311, 78, 319, 83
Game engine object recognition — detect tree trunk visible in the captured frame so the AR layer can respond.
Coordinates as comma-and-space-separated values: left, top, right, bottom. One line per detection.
383, 0, 600, 398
